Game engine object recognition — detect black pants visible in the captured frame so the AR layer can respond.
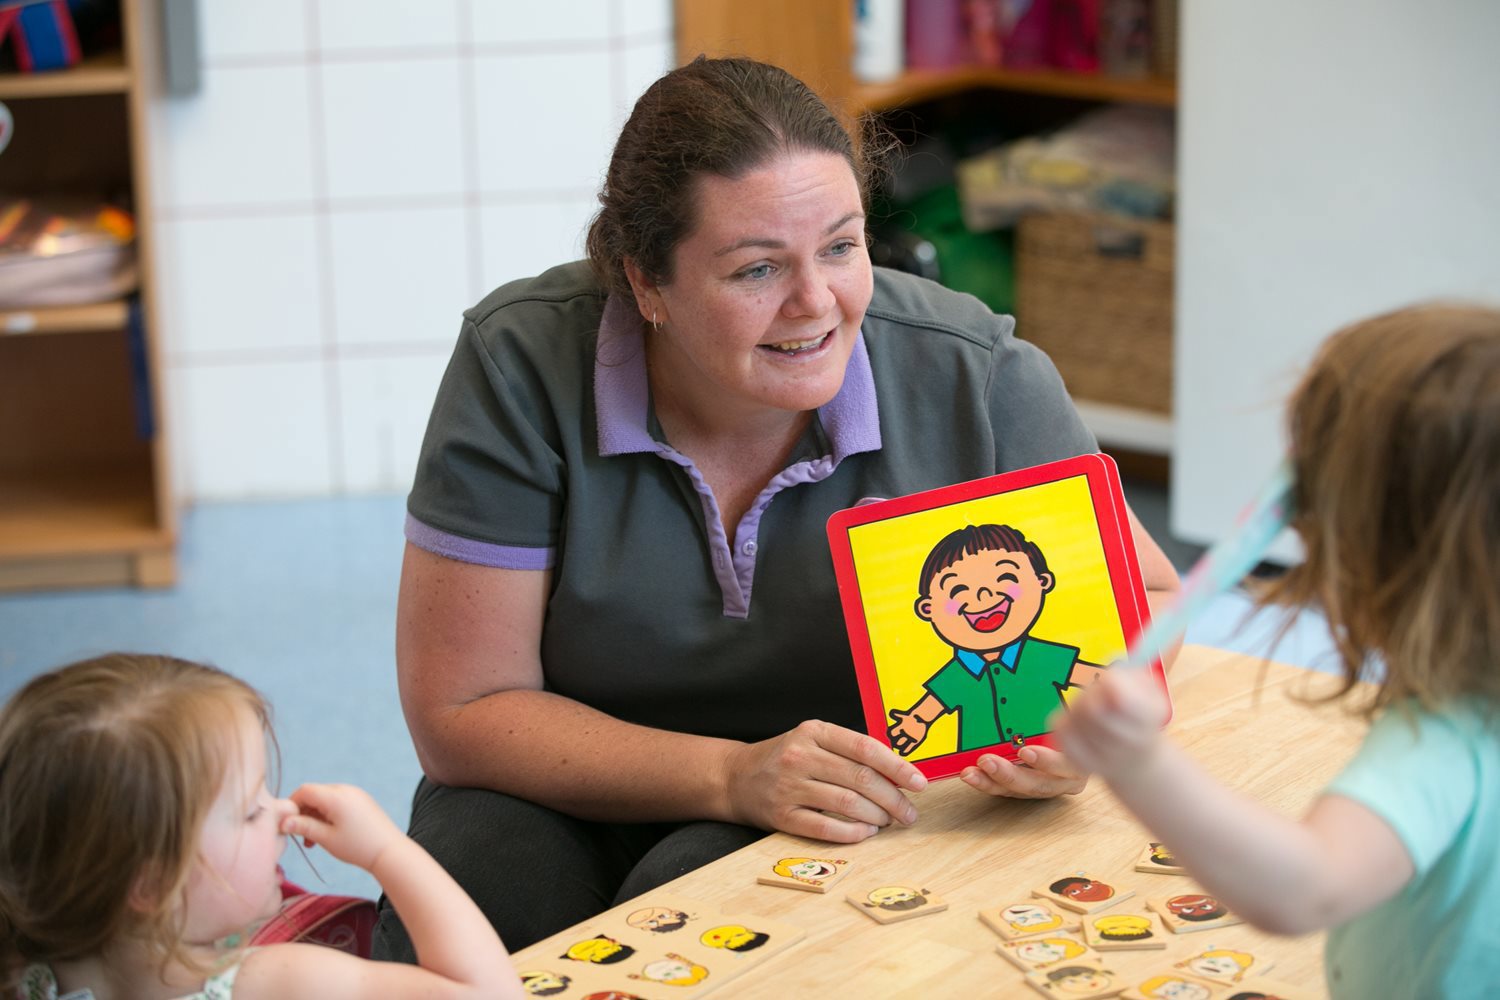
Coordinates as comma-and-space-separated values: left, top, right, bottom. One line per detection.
370, 777, 766, 958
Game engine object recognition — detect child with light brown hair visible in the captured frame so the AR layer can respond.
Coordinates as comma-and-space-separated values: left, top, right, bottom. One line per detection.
0, 653, 522, 999
1055, 304, 1500, 998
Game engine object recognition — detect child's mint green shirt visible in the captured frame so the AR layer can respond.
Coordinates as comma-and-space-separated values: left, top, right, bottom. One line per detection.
1323, 700, 1500, 998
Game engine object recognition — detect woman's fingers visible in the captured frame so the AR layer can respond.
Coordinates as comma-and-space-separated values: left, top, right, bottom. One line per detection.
961, 745, 1088, 799
732, 721, 928, 836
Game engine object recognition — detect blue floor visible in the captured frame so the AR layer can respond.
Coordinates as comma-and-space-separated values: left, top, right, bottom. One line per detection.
0, 489, 1339, 900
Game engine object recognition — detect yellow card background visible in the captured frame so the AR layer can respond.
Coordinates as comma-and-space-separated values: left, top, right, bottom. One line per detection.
846, 475, 1128, 762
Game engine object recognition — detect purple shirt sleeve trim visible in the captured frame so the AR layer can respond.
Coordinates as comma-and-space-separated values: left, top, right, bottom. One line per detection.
404, 514, 554, 570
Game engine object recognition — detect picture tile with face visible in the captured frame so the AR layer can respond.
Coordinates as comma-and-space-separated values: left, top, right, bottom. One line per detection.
1147, 893, 1244, 934
1033, 872, 1137, 914
1133, 841, 1188, 875
997, 933, 1094, 972
1081, 911, 1168, 951
845, 884, 949, 924
1024, 957, 1124, 998
1120, 971, 1226, 1000
1173, 946, 1274, 986
981, 900, 1084, 940
755, 855, 851, 893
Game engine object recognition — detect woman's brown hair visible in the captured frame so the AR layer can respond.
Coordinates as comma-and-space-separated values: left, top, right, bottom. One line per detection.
586, 55, 888, 301
1256, 304, 1500, 714
0, 653, 272, 987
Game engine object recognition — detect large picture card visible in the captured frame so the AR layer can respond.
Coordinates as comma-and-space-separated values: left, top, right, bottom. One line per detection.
826, 453, 1168, 780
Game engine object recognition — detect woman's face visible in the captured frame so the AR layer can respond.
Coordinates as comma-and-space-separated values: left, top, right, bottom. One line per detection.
639, 150, 873, 423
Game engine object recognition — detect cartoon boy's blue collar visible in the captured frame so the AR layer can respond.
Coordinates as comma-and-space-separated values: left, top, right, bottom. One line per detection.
956, 639, 1023, 678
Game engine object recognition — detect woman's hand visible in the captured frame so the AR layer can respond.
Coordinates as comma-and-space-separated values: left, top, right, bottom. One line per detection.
959, 744, 1090, 798
1050, 667, 1170, 780
724, 720, 929, 843
283, 783, 405, 873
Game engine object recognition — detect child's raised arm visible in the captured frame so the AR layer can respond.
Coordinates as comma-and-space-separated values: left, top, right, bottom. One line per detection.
237, 783, 523, 1000
1052, 669, 1413, 935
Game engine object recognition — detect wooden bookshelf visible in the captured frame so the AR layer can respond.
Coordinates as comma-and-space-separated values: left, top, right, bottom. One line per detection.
1, 299, 131, 336
0, 0, 175, 591
0, 51, 131, 99
855, 65, 1176, 113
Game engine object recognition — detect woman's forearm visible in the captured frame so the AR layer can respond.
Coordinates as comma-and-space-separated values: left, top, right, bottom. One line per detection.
414, 687, 744, 824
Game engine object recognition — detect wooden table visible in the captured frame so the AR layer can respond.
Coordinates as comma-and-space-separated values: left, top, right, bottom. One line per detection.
512, 646, 1363, 998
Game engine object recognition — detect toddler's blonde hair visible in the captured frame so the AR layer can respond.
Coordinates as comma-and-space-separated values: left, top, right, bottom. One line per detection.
1259, 304, 1500, 712
0, 653, 273, 988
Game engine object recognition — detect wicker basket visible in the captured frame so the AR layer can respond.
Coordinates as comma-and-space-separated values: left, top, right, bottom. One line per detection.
1014, 211, 1174, 415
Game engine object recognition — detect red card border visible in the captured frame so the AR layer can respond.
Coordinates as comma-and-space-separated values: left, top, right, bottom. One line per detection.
826, 454, 1166, 779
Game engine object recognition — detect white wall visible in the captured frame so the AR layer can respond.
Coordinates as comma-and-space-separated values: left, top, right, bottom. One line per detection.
1173, 0, 1500, 558
148, 0, 673, 501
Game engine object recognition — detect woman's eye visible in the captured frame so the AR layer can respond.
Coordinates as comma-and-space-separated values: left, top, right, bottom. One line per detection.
737, 263, 773, 281
827, 239, 856, 256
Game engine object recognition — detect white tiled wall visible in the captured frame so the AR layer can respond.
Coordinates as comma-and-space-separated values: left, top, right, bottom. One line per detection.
150, 0, 674, 501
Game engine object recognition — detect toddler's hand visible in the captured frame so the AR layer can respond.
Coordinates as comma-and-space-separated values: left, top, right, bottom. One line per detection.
1050, 667, 1169, 780
283, 783, 404, 872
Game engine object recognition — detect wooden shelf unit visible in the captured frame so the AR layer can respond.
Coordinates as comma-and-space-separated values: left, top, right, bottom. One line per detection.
0, 0, 175, 591
854, 64, 1176, 113
675, 2, 1177, 456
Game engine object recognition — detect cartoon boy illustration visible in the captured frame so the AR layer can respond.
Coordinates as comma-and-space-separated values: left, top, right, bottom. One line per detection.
888, 524, 1106, 756
1091, 914, 1154, 942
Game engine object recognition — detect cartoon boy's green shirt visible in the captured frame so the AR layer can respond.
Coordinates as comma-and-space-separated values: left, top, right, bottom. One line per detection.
924, 636, 1078, 750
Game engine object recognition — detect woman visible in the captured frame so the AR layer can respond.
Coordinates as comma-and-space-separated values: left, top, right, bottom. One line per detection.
377, 57, 1180, 956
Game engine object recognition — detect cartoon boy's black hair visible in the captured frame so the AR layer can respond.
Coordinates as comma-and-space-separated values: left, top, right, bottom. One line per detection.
917, 524, 1050, 598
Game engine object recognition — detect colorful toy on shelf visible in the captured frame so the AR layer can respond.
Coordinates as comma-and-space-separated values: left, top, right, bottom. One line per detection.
0, 0, 81, 73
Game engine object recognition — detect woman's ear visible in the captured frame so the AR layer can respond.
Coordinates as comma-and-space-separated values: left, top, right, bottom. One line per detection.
623, 259, 665, 329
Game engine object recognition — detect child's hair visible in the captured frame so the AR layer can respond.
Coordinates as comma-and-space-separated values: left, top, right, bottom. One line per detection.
917, 523, 1050, 598
1257, 304, 1500, 712
0, 653, 274, 987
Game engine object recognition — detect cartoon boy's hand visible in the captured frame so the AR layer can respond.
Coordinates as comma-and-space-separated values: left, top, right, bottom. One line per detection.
887, 708, 929, 756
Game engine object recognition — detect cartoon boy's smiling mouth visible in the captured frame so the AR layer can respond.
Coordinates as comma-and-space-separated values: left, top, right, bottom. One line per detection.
963, 595, 1012, 633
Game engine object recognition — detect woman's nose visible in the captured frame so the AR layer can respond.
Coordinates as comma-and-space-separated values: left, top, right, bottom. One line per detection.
783, 267, 835, 318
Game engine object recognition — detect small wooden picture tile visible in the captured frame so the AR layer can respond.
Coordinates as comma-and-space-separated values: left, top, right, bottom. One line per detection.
1033, 872, 1136, 914
1147, 893, 1243, 934
996, 933, 1093, 972
1215, 977, 1318, 1000
755, 855, 851, 893
1119, 971, 1226, 1000
1133, 841, 1188, 875
1080, 911, 1168, 952
1174, 947, 1275, 986
980, 900, 1083, 941
845, 884, 949, 924
1024, 958, 1125, 999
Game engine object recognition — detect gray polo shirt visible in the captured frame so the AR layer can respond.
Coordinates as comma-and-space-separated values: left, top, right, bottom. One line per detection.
406, 261, 1095, 742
